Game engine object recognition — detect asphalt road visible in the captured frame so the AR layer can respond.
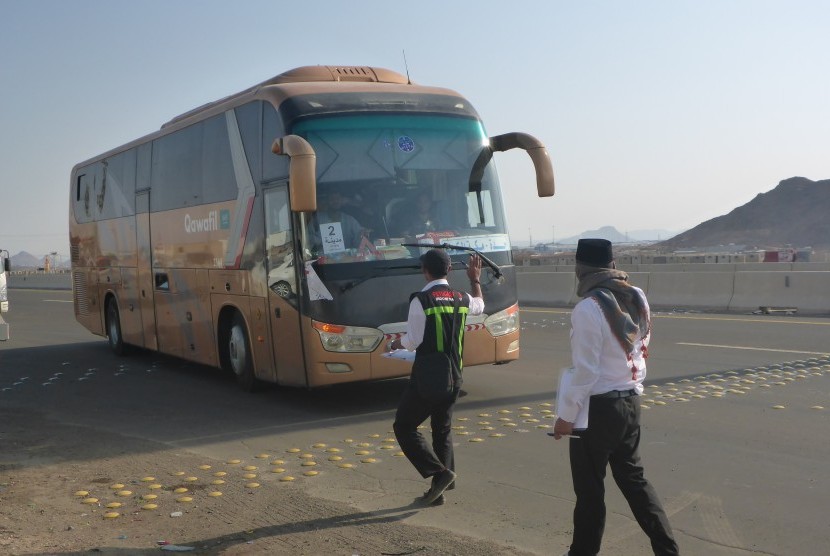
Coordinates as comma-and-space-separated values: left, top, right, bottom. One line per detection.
2, 289, 828, 555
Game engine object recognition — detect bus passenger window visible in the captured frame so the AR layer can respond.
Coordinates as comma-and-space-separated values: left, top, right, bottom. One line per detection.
154, 273, 170, 291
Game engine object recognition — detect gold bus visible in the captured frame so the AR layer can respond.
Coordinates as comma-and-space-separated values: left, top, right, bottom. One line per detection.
69, 65, 554, 390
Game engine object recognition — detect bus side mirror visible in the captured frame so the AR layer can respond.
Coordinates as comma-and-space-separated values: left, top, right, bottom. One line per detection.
271, 135, 317, 212
2, 258, 9, 273
469, 132, 554, 198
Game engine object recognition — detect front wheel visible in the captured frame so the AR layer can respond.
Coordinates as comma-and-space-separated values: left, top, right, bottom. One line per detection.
106, 299, 126, 356
227, 314, 259, 391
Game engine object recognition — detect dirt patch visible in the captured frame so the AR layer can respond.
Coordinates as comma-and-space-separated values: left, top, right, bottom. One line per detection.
0, 407, 533, 555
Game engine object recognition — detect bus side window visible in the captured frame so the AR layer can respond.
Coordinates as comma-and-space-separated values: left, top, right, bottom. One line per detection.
155, 273, 169, 291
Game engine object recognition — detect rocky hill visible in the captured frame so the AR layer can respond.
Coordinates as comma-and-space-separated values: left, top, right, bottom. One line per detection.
659, 177, 830, 249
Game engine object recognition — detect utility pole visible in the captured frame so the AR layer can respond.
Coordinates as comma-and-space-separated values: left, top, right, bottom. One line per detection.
528, 227, 533, 248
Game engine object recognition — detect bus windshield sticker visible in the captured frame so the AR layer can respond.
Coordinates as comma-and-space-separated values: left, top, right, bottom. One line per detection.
304, 260, 334, 301
321, 222, 346, 255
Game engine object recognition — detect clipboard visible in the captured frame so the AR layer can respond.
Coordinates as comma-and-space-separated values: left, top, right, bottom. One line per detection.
556, 367, 589, 430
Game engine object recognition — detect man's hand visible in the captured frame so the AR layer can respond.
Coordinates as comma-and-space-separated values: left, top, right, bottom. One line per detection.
466, 253, 482, 283
553, 418, 574, 440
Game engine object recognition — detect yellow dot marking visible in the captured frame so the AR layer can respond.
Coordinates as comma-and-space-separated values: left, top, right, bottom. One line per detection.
539, 403, 552, 407
198, 465, 212, 470
469, 438, 484, 442
478, 413, 491, 417
357, 442, 372, 447
243, 473, 257, 479
142, 503, 158, 510
772, 405, 786, 409
245, 482, 260, 488
184, 477, 198, 482
148, 483, 163, 490
312, 443, 327, 448
338, 463, 354, 468
654, 401, 667, 405
361, 458, 377, 463
303, 471, 319, 477
287, 448, 301, 453
103, 512, 120, 519
382, 438, 397, 443
355, 450, 371, 455
82, 497, 98, 504
106, 502, 122, 509
74, 490, 89, 497
255, 454, 270, 459
211, 479, 225, 485
271, 468, 286, 474
328, 456, 343, 461
280, 476, 296, 481
301, 461, 317, 467
226, 459, 241, 464
213, 471, 227, 477
243, 465, 257, 471
176, 496, 193, 503
109, 484, 125, 490
380, 445, 395, 450
116, 490, 132, 497
141, 476, 156, 482
393, 452, 405, 457
368, 433, 381, 438
489, 433, 505, 438
141, 494, 157, 500
208, 491, 223, 497
299, 454, 314, 459
811, 405, 824, 410
457, 417, 469, 421
271, 459, 286, 465
343, 438, 354, 443
174, 488, 188, 494
498, 409, 511, 414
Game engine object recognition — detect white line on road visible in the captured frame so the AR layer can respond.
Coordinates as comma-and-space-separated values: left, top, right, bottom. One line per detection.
44, 300, 73, 303
677, 342, 830, 356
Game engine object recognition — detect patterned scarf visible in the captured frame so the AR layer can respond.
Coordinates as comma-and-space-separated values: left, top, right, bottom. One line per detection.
576, 263, 651, 367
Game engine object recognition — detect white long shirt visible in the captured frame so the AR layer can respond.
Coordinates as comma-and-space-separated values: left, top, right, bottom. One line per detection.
400, 279, 485, 351
557, 287, 650, 424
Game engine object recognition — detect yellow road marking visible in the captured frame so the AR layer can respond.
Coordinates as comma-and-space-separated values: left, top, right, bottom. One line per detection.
678, 342, 829, 356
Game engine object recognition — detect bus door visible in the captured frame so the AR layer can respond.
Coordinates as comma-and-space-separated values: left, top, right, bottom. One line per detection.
264, 185, 306, 386
135, 191, 158, 351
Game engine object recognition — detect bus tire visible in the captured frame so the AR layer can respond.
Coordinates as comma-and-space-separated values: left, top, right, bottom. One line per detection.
106, 298, 127, 356
227, 313, 259, 391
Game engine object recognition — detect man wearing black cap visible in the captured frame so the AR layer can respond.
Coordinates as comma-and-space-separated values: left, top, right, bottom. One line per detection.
389, 248, 484, 505
553, 239, 679, 556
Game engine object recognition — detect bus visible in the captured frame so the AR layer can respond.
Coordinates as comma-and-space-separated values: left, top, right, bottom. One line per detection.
69, 65, 554, 390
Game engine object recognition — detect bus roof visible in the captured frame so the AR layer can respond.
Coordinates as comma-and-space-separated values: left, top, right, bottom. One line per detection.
72, 65, 469, 172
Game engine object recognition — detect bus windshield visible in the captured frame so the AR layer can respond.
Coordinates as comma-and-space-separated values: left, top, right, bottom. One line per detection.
292, 114, 509, 266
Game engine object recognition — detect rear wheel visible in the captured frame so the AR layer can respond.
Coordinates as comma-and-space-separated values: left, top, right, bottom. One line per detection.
106, 299, 126, 356
227, 314, 258, 391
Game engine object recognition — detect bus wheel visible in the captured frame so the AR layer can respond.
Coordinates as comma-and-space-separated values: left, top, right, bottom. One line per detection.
227, 314, 258, 391
106, 298, 127, 356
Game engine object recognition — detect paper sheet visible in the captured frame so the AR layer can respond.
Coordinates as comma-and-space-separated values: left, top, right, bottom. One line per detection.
382, 349, 416, 362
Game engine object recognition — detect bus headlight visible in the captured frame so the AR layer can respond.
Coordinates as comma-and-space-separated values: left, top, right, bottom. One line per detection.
312, 321, 383, 353
484, 304, 519, 337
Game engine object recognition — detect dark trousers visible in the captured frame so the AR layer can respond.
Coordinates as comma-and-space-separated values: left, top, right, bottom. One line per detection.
393, 383, 460, 479
568, 395, 679, 556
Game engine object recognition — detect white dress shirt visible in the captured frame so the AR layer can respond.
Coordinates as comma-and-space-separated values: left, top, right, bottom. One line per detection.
557, 286, 650, 424
400, 279, 485, 351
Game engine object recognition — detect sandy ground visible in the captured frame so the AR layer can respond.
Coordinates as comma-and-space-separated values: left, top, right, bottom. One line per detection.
0, 407, 533, 556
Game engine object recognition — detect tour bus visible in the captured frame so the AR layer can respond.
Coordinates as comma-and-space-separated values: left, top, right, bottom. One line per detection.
69, 65, 554, 390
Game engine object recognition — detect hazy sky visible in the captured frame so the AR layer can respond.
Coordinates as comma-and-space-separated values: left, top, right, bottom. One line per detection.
2, 1, 829, 257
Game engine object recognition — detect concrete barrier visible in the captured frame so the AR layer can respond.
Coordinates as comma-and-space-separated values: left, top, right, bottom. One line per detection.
8, 272, 72, 290
645, 272, 734, 310
729, 271, 830, 313
516, 271, 575, 307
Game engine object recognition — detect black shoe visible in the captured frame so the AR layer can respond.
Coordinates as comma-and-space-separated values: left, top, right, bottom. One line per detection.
431, 474, 455, 491
424, 469, 456, 504
421, 489, 445, 505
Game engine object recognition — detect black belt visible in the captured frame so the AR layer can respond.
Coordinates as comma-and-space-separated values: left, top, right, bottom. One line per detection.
592, 389, 638, 399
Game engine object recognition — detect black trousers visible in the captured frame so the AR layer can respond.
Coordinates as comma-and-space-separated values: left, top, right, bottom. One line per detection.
568, 395, 679, 556
393, 383, 460, 479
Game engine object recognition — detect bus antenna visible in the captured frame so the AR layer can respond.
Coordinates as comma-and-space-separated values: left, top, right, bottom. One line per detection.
402, 50, 411, 84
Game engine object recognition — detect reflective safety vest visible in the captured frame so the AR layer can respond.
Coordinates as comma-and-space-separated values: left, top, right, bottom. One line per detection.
410, 284, 471, 385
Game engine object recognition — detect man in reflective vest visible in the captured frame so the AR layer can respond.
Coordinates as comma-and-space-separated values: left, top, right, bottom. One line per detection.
390, 248, 484, 505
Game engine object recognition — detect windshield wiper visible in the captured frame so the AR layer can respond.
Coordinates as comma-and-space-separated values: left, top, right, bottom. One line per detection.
402, 243, 503, 280
339, 264, 420, 293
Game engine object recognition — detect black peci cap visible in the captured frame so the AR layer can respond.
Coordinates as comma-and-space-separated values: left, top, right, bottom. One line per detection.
576, 238, 614, 267
420, 248, 451, 277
